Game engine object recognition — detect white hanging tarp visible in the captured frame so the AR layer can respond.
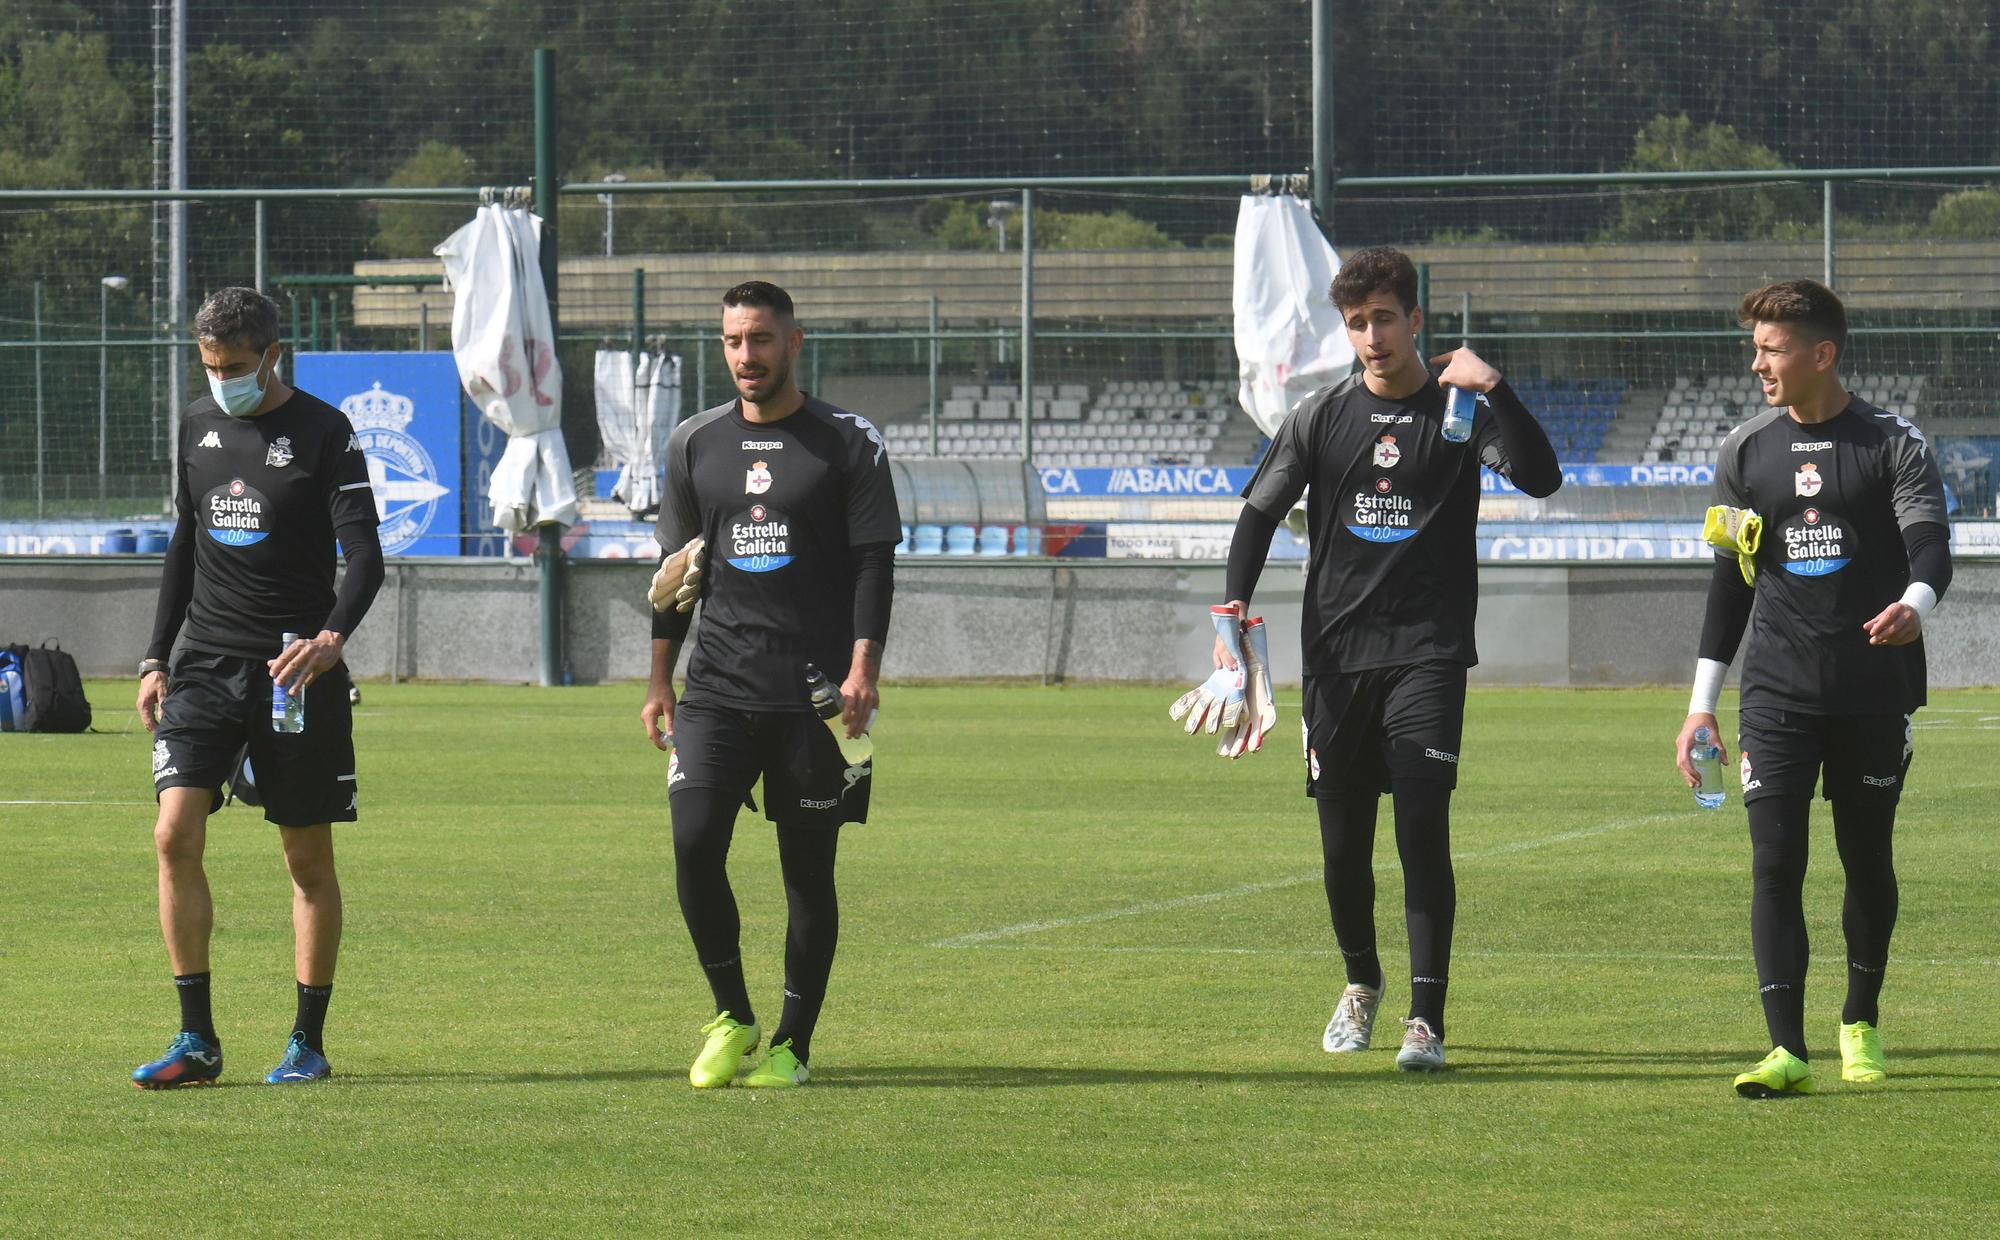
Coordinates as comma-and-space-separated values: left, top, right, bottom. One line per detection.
1233, 195, 1354, 438
593, 349, 682, 517
435, 203, 576, 532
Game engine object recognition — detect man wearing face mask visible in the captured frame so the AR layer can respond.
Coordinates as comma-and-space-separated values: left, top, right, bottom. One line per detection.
130, 287, 383, 1089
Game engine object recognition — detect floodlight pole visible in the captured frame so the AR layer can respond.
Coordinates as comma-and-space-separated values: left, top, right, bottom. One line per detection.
534, 47, 566, 687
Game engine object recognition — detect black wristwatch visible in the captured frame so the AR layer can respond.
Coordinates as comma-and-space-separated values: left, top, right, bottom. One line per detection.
138, 658, 167, 679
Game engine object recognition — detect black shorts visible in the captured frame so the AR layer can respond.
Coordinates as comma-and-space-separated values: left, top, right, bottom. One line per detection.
1301, 661, 1467, 798
152, 648, 359, 828
1737, 707, 1912, 807
668, 696, 872, 827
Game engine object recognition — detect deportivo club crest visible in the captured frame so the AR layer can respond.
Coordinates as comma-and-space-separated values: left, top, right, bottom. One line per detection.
1795, 461, 1823, 497
746, 460, 773, 495
1373, 435, 1401, 468
339, 381, 449, 556
265, 436, 294, 468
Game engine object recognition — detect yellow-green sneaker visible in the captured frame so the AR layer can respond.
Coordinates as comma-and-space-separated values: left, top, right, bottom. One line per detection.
1733, 1046, 1816, 1098
689, 1012, 760, 1089
743, 1039, 810, 1089
1839, 1021, 1886, 1083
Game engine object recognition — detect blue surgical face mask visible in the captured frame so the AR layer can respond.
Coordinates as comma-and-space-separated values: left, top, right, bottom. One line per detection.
209, 347, 277, 418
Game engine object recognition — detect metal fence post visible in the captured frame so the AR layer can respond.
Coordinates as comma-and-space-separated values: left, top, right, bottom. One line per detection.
1416, 262, 1432, 360
1311, 0, 1334, 233
254, 198, 267, 292
533, 46, 565, 687
1019, 186, 1035, 465
1823, 180, 1837, 288
33, 280, 45, 518
928, 294, 940, 457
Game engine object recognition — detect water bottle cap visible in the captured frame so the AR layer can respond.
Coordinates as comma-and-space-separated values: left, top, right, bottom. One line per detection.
1693, 725, 1710, 743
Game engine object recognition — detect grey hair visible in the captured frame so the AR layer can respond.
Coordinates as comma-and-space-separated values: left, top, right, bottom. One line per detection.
194, 286, 281, 353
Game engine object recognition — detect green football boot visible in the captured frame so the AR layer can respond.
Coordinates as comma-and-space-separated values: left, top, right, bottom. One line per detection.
689, 1012, 759, 1089
743, 1039, 810, 1089
1839, 1021, 1886, 1084
1733, 1046, 1816, 1098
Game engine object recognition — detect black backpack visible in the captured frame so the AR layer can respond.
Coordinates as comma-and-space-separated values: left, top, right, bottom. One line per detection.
4, 642, 93, 733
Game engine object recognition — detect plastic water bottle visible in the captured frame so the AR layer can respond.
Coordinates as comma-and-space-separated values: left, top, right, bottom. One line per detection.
1690, 725, 1725, 809
1441, 385, 1477, 443
804, 662, 872, 768
272, 631, 305, 734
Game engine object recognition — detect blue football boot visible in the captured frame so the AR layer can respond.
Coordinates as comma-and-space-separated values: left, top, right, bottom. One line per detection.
131, 1031, 223, 1089
264, 1032, 332, 1084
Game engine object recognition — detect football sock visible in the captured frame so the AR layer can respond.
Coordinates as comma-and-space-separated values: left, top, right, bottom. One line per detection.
771, 823, 842, 1064
293, 982, 332, 1050
174, 972, 217, 1045
671, 787, 754, 1025
1748, 794, 1812, 1059
1316, 793, 1386, 990
1831, 797, 1898, 1026
1393, 779, 1455, 1040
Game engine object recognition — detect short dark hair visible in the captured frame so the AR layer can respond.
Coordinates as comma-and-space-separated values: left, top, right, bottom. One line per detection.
1329, 247, 1420, 313
1739, 279, 1847, 361
194, 286, 281, 353
722, 280, 795, 320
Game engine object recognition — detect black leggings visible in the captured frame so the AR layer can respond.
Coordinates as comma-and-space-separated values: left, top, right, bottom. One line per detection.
1747, 793, 1899, 1058
671, 787, 843, 1063
1316, 780, 1455, 1036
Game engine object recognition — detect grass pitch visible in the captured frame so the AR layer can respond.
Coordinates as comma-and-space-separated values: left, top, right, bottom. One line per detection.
3, 681, 1997, 1237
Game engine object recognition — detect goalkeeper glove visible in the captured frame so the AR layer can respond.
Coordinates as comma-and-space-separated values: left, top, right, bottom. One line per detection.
1701, 505, 1763, 586
1238, 616, 1277, 755
1169, 606, 1249, 754
648, 536, 707, 613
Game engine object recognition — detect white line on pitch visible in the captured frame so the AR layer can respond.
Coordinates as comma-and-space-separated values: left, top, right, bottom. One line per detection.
929, 810, 1687, 948
0, 800, 154, 806
943, 942, 2000, 969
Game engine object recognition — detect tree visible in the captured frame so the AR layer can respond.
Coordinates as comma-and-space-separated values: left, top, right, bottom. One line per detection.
374, 142, 481, 259
1603, 114, 1814, 242
1928, 188, 2000, 239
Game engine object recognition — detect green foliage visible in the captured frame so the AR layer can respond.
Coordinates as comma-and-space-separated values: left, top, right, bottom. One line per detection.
926, 201, 1178, 251
1604, 114, 1816, 241
1928, 187, 2000, 238
374, 142, 482, 259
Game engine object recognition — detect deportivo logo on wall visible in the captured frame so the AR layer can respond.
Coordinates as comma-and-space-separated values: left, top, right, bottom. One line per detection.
1795, 461, 1823, 497
727, 503, 793, 572
1347, 476, 1417, 543
745, 460, 773, 495
340, 382, 449, 555
203, 478, 272, 546
1779, 505, 1851, 576
265, 435, 294, 468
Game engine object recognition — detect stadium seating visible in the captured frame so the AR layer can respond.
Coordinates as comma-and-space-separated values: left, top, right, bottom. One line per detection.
1504, 377, 1626, 464
879, 379, 1238, 467
1641, 373, 1924, 463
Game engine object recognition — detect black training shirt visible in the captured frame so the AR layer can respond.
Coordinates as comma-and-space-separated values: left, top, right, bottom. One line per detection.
654, 395, 902, 711
1241, 373, 1557, 674
148, 390, 378, 661
1713, 399, 1948, 713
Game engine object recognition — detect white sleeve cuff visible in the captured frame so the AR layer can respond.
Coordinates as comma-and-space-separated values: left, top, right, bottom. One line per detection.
1899, 581, 1938, 621
1688, 657, 1729, 716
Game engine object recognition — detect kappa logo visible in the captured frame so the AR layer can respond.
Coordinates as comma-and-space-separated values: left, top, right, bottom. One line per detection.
1860, 774, 1899, 788
1795, 461, 1823, 497
840, 758, 870, 800
1793, 440, 1833, 452
830, 410, 887, 465
346, 433, 362, 453
1372, 435, 1402, 469
1424, 748, 1459, 764
742, 439, 783, 451
198, 431, 222, 449
265, 435, 294, 468
799, 796, 838, 810
745, 460, 773, 495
